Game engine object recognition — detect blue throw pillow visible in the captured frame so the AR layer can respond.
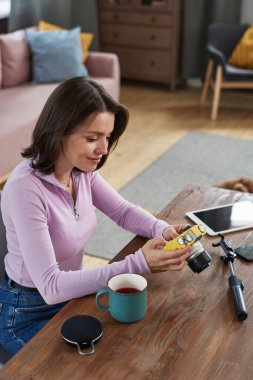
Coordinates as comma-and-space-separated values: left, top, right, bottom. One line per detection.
25, 27, 88, 83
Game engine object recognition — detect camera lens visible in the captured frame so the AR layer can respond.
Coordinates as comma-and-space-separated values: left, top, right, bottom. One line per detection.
186, 242, 212, 273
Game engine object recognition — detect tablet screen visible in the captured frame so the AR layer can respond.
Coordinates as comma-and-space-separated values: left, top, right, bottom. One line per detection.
186, 201, 253, 236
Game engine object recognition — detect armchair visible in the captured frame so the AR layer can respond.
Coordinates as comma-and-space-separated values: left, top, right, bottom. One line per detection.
200, 23, 253, 120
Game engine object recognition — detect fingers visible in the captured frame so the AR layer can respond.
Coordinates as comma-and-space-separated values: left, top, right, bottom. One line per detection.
145, 236, 167, 249
163, 224, 191, 241
162, 245, 190, 259
142, 239, 191, 273
157, 248, 189, 267
163, 252, 189, 267
173, 224, 191, 234
162, 226, 178, 241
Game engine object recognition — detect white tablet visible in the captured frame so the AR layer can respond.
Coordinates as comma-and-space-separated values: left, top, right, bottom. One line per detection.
185, 201, 253, 236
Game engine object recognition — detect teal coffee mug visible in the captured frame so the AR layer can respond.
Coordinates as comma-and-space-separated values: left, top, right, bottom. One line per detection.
96, 273, 147, 323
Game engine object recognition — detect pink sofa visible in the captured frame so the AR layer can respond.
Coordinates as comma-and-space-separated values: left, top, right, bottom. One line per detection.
0, 30, 120, 181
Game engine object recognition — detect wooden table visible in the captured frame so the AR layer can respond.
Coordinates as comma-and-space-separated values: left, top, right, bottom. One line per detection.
1, 184, 253, 380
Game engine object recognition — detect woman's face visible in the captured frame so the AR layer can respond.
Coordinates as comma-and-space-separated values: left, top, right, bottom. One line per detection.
59, 112, 115, 173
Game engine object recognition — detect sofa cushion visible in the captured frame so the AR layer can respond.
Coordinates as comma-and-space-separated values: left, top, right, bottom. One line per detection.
228, 25, 253, 69
25, 27, 88, 84
38, 20, 94, 62
0, 30, 30, 87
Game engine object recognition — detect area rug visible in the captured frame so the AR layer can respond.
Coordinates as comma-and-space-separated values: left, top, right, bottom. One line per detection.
85, 132, 253, 260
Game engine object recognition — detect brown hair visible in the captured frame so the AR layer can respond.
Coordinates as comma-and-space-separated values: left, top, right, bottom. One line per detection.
22, 77, 129, 173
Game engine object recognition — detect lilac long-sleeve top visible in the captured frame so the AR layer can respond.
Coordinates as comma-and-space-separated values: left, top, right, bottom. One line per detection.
1, 159, 169, 304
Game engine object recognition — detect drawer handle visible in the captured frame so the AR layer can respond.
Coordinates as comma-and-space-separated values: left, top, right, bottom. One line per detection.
113, 32, 119, 38
150, 16, 157, 23
150, 35, 157, 41
113, 14, 119, 20
149, 60, 156, 66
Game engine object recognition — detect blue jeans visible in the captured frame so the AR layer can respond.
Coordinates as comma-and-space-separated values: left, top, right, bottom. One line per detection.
0, 279, 67, 356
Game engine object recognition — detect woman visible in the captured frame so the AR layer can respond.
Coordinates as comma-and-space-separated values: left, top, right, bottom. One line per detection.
0, 77, 190, 355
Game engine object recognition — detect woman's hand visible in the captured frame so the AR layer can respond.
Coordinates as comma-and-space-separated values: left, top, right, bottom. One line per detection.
141, 236, 190, 273
162, 224, 190, 241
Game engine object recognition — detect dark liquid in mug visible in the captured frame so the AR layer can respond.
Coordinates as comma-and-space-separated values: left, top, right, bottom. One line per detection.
116, 287, 139, 294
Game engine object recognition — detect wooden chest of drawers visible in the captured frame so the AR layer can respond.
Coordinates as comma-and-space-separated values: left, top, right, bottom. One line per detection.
0, 16, 8, 34
97, 0, 181, 90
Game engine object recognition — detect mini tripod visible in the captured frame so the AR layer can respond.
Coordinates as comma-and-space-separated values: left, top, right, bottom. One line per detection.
212, 234, 248, 321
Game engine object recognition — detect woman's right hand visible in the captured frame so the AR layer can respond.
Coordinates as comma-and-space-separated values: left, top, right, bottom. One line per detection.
141, 236, 190, 273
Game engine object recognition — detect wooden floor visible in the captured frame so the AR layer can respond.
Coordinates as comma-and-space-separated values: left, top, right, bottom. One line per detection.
101, 82, 253, 190
86, 81, 253, 268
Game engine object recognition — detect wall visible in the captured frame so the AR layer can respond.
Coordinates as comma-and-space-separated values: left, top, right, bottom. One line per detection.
8, 0, 99, 50
182, 0, 242, 79
71, 0, 99, 50
240, 0, 253, 23
8, 0, 72, 31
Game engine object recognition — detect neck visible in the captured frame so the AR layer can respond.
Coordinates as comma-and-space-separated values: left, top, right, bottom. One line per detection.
55, 171, 72, 188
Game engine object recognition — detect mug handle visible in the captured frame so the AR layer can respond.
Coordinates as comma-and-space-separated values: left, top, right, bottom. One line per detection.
96, 288, 110, 311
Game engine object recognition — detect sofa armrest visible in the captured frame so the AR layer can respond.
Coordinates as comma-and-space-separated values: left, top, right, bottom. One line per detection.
86, 52, 120, 80
86, 51, 120, 101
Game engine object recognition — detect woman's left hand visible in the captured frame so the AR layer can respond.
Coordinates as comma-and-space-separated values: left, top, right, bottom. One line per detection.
162, 224, 191, 241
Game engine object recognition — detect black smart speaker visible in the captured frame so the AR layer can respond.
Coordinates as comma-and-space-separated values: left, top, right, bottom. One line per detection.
61, 315, 103, 355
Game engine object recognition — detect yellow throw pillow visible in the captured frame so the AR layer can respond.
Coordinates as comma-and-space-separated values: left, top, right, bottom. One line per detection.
228, 24, 253, 69
38, 20, 93, 62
